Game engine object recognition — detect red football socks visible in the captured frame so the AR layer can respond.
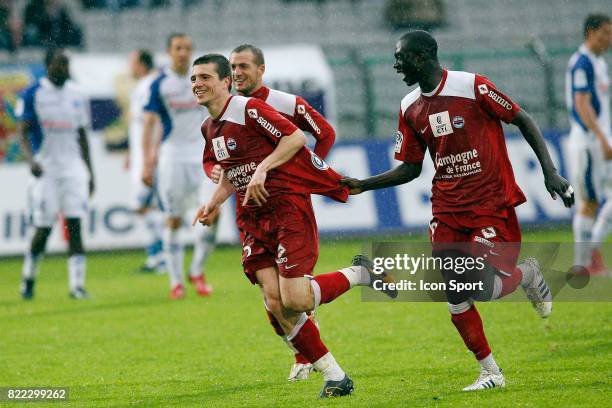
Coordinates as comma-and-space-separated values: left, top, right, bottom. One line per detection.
498, 267, 523, 298
289, 318, 329, 363
312, 272, 351, 305
451, 305, 491, 360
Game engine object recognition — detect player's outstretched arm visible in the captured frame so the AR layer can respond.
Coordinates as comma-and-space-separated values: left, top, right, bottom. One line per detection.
18, 121, 42, 177
243, 129, 307, 206
512, 110, 574, 208
193, 173, 236, 227
141, 112, 160, 187
341, 162, 422, 195
78, 128, 95, 197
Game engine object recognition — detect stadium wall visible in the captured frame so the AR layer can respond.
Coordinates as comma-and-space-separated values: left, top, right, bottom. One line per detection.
0, 131, 572, 255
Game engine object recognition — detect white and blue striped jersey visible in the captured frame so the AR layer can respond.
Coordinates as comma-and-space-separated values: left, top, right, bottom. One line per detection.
15, 77, 90, 176
565, 44, 610, 138
144, 67, 209, 162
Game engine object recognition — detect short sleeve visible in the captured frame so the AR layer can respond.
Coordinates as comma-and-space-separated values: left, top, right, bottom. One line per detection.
201, 122, 218, 178
394, 110, 426, 164
294, 96, 336, 158
143, 75, 165, 114
245, 98, 298, 143
475, 75, 521, 124
572, 56, 594, 93
16, 86, 37, 123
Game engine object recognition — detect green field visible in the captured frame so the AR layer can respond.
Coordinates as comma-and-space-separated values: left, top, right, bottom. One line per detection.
0, 229, 611, 407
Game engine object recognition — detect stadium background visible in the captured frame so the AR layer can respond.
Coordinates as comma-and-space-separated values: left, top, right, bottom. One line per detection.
0, 1, 611, 406
1, 0, 610, 254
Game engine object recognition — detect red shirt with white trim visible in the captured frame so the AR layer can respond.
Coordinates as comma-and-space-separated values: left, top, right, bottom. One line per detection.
394, 69, 526, 217
249, 86, 335, 158
201, 95, 348, 212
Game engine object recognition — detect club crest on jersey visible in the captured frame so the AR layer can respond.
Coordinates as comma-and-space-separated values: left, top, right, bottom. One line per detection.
428, 111, 453, 137
247, 108, 258, 119
481, 227, 496, 239
478, 84, 489, 95
227, 137, 237, 150
310, 151, 329, 170
452, 116, 465, 129
297, 104, 306, 114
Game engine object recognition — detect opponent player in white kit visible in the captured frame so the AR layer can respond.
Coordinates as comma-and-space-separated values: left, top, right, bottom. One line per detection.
141, 33, 216, 299
126, 49, 165, 273
17, 49, 95, 299
566, 13, 611, 274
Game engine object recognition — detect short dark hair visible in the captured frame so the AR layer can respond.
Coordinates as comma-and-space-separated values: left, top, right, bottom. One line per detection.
399, 30, 438, 59
167, 32, 189, 49
44, 48, 64, 68
584, 13, 610, 38
193, 54, 232, 90
231, 44, 265, 66
137, 49, 154, 71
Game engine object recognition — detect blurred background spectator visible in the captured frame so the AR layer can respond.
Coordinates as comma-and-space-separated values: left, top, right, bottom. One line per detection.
385, 0, 445, 31
0, 0, 21, 51
23, 0, 83, 48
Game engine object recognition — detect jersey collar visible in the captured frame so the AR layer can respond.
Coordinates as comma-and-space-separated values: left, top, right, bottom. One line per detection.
248, 85, 270, 100
579, 43, 597, 59
212, 95, 234, 122
421, 69, 448, 97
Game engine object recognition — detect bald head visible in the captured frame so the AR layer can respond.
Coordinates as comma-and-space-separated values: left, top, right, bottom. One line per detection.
398, 30, 438, 60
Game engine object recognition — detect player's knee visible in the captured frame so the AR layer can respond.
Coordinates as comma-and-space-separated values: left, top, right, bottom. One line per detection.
166, 217, 182, 229
280, 293, 313, 313
578, 200, 599, 216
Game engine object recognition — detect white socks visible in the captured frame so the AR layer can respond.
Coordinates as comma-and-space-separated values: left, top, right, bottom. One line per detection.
23, 252, 42, 280
313, 352, 346, 381
573, 214, 594, 266
190, 225, 216, 278
478, 353, 501, 375
592, 201, 612, 245
68, 254, 86, 291
164, 227, 184, 287
339, 266, 369, 288
518, 261, 536, 287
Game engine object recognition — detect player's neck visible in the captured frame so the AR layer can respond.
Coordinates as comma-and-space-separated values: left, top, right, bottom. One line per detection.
584, 41, 602, 56
171, 64, 189, 76
207, 94, 232, 119
419, 65, 444, 94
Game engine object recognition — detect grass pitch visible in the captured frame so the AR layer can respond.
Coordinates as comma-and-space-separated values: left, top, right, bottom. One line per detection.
0, 228, 610, 407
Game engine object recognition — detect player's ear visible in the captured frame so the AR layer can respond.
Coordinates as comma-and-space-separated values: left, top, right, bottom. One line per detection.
259, 63, 266, 76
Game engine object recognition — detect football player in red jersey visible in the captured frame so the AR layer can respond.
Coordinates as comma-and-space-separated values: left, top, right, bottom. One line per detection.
190, 54, 395, 398
342, 31, 575, 391
226, 43, 336, 382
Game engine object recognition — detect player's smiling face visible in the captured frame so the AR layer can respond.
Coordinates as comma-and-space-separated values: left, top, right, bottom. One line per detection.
230, 51, 264, 95
191, 63, 230, 106
394, 40, 420, 86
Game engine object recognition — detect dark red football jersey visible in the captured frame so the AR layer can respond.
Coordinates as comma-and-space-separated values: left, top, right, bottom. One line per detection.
201, 96, 348, 212
394, 69, 527, 217
249, 86, 335, 159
